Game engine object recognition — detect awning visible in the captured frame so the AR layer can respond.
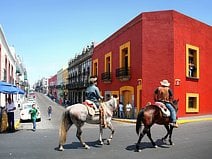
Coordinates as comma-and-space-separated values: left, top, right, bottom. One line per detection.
0, 81, 25, 94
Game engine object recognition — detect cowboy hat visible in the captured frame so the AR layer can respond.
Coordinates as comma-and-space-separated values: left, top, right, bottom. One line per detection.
160, 80, 170, 87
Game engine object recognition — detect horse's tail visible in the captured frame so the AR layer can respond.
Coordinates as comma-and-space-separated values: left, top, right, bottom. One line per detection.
136, 109, 144, 135
59, 109, 73, 146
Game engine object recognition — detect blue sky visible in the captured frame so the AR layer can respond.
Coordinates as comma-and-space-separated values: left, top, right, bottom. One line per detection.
1, 0, 211, 85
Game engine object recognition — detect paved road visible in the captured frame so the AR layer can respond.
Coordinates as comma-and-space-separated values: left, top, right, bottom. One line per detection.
16, 92, 65, 130
1, 93, 211, 159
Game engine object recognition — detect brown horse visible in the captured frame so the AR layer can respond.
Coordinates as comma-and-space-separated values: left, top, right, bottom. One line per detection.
135, 99, 179, 152
58, 96, 119, 151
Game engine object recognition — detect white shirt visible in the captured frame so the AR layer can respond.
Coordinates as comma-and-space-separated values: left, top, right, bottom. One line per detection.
126, 103, 132, 112
119, 104, 124, 111
6, 102, 16, 113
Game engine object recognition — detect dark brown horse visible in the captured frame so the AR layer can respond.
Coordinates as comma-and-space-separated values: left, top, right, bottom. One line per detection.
135, 99, 179, 152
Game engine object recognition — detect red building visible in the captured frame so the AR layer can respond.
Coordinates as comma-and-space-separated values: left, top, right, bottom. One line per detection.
48, 74, 57, 100
93, 10, 212, 118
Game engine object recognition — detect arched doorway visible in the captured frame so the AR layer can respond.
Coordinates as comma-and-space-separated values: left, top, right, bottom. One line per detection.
120, 86, 134, 118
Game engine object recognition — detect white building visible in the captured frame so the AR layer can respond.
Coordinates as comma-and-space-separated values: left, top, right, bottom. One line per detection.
0, 25, 26, 106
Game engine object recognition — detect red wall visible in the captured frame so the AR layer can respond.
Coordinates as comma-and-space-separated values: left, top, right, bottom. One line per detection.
141, 11, 175, 108
94, 13, 143, 96
173, 11, 212, 116
93, 10, 212, 117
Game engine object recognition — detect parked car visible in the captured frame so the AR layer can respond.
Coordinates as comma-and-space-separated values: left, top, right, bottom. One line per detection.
27, 98, 36, 105
20, 103, 41, 122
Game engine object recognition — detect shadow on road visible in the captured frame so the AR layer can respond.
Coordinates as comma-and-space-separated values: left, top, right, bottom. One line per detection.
125, 139, 171, 152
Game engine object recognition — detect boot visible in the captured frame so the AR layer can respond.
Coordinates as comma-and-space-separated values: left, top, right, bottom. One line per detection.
170, 122, 179, 128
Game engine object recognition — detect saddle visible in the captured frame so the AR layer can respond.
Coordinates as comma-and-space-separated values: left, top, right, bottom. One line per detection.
83, 100, 99, 116
154, 102, 170, 117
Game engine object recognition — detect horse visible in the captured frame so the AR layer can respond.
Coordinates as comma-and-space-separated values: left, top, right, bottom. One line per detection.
58, 96, 119, 151
135, 99, 179, 152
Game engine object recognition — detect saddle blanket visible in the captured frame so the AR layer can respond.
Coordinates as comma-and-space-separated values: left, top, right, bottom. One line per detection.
83, 100, 99, 116
154, 102, 170, 117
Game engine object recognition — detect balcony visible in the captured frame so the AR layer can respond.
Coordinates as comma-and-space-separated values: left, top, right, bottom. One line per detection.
115, 67, 131, 81
101, 72, 112, 83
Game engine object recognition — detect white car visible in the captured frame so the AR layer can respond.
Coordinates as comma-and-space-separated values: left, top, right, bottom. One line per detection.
27, 98, 36, 105
20, 103, 41, 122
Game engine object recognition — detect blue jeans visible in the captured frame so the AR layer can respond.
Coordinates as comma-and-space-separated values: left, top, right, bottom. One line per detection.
165, 103, 177, 123
32, 119, 36, 130
7, 112, 15, 131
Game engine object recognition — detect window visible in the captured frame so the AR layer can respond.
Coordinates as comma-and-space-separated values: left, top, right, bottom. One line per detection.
186, 44, 199, 78
186, 93, 199, 113
93, 59, 98, 76
105, 52, 112, 74
120, 41, 130, 69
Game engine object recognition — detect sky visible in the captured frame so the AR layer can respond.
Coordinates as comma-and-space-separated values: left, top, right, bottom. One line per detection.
0, 0, 211, 86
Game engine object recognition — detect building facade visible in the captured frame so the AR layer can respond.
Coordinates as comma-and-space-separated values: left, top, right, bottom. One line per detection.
93, 10, 212, 118
0, 25, 27, 106
67, 43, 93, 104
48, 74, 57, 101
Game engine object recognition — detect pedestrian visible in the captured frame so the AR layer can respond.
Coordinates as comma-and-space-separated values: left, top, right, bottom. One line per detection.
154, 79, 178, 128
119, 102, 124, 118
48, 105, 52, 120
126, 102, 132, 119
6, 97, 16, 132
17, 98, 21, 108
29, 104, 38, 131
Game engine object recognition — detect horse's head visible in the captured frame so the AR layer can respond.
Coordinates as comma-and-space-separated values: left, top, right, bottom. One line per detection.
107, 96, 119, 110
172, 99, 179, 112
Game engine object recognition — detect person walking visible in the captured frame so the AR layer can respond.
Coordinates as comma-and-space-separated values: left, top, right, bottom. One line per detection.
48, 105, 52, 120
29, 104, 38, 131
6, 97, 16, 132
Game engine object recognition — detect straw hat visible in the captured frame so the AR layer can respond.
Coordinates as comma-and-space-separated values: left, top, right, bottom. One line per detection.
160, 80, 170, 87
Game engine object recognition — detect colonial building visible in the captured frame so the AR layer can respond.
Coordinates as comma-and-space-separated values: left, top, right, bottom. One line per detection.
48, 74, 57, 101
67, 43, 93, 104
0, 25, 27, 106
93, 10, 212, 118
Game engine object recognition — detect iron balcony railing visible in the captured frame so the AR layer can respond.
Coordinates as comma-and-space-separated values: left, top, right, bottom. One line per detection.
101, 72, 112, 82
115, 67, 131, 80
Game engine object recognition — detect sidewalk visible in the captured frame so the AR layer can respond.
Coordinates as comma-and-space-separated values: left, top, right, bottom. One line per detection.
112, 114, 212, 124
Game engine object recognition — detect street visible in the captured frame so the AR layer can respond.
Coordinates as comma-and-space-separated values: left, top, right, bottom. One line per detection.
0, 93, 212, 159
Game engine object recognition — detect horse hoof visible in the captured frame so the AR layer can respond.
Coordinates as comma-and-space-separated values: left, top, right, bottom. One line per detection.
154, 145, 158, 148
170, 142, 175, 146
100, 141, 104, 145
135, 149, 141, 152
58, 146, 64, 151
84, 145, 90, 149
107, 139, 111, 145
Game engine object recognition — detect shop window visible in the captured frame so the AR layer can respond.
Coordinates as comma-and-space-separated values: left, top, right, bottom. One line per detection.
186, 44, 199, 78
186, 93, 199, 113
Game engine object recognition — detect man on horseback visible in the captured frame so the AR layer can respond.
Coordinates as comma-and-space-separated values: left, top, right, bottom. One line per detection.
85, 76, 104, 110
154, 80, 179, 128
85, 76, 106, 127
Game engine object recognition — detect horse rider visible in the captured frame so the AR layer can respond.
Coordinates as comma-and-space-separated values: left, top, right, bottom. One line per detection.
85, 76, 106, 127
154, 79, 179, 128
85, 76, 104, 111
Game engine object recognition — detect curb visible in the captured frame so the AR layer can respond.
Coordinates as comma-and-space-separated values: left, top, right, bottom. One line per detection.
112, 117, 212, 124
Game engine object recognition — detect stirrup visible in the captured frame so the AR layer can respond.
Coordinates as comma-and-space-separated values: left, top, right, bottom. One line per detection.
170, 122, 179, 128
